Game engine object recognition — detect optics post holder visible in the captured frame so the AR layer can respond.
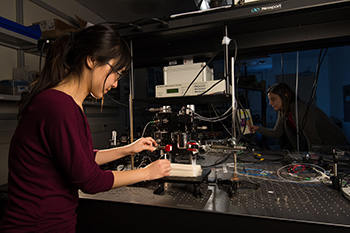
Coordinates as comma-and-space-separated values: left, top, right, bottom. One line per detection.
332, 149, 341, 191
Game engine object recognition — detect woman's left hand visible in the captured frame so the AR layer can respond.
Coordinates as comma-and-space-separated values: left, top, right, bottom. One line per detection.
128, 137, 158, 154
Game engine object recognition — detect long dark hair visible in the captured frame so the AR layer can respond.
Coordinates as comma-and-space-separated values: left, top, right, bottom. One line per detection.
267, 82, 299, 117
18, 24, 131, 117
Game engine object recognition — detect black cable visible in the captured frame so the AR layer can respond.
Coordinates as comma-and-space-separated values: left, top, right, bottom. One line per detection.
196, 0, 204, 10
223, 38, 237, 91
210, 103, 233, 138
105, 93, 129, 107
202, 152, 233, 168
39, 40, 48, 72
106, 17, 169, 30
128, 23, 143, 32
196, 39, 238, 97
300, 48, 328, 134
197, 78, 225, 96
232, 39, 238, 63
341, 173, 350, 188
183, 44, 223, 96
150, 18, 168, 28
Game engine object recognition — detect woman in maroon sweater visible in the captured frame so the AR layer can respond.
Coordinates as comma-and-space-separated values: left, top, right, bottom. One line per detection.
0, 24, 171, 232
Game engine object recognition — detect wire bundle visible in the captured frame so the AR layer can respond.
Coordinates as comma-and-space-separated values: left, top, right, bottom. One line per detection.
191, 106, 232, 123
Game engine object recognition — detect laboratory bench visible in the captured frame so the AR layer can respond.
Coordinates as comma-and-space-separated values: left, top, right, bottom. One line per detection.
77, 151, 350, 233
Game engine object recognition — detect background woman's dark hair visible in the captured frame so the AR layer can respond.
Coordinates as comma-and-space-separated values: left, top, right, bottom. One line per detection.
267, 82, 299, 117
18, 24, 131, 117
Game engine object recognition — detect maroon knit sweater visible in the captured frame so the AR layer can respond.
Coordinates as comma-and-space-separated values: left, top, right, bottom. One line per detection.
0, 89, 114, 232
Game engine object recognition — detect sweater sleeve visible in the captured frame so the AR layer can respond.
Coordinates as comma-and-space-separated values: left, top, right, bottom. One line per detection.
257, 113, 285, 138
302, 105, 347, 147
46, 103, 114, 194
301, 112, 322, 147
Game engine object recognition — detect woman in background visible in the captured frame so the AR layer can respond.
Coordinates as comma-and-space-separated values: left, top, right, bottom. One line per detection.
0, 24, 171, 233
249, 82, 347, 151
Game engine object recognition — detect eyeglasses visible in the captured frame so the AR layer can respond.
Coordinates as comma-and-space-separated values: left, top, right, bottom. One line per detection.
104, 61, 124, 82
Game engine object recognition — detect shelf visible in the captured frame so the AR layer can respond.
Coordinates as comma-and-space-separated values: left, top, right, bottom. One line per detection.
0, 26, 37, 51
0, 94, 21, 101
0, 16, 39, 52
135, 94, 232, 106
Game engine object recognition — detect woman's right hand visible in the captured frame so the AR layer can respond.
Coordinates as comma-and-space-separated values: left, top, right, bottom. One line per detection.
144, 159, 171, 180
249, 124, 260, 133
